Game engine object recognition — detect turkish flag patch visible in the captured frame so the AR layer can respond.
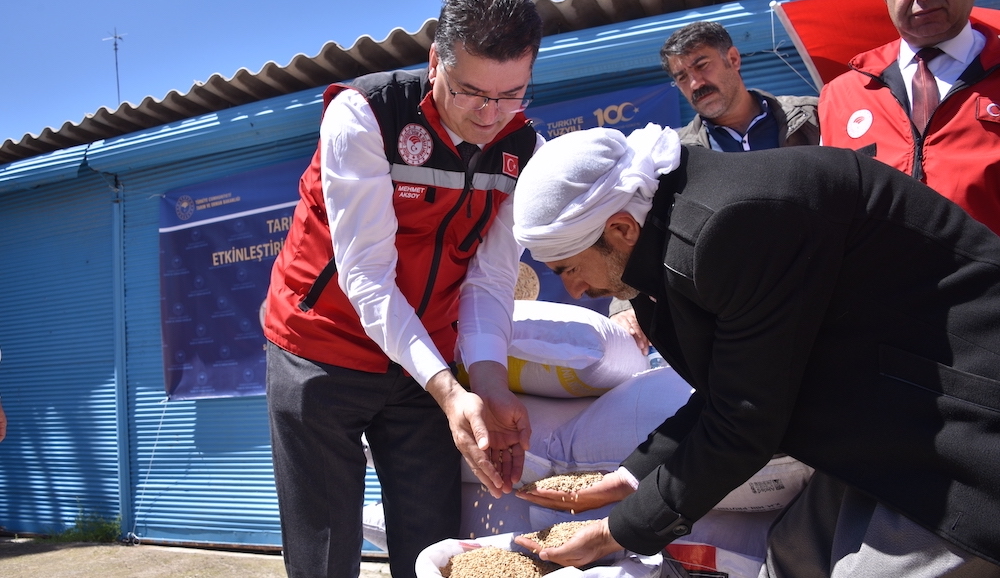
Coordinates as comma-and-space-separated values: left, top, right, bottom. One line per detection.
502, 152, 520, 178
977, 97, 1000, 124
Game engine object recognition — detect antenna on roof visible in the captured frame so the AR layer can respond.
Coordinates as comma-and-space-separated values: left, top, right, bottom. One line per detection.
102, 27, 127, 106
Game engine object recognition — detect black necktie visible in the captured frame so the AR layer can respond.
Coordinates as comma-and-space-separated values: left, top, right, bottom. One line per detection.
457, 141, 479, 167
911, 47, 943, 135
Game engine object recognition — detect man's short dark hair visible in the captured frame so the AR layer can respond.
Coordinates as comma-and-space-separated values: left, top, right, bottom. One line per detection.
435, 0, 543, 67
659, 21, 734, 77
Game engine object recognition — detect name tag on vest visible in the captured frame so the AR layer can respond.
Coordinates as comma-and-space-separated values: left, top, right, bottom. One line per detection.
395, 183, 428, 201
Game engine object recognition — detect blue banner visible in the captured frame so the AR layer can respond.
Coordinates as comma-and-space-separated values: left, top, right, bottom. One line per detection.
159, 158, 307, 400
527, 82, 680, 140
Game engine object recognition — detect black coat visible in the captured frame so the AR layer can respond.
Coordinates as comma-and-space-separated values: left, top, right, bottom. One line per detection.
609, 145, 1000, 564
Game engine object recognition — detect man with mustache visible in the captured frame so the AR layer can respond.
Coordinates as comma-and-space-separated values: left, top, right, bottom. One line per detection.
609, 20, 819, 351
662, 20, 819, 152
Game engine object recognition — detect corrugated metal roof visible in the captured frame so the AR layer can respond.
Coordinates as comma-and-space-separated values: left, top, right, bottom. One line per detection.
0, 0, 722, 165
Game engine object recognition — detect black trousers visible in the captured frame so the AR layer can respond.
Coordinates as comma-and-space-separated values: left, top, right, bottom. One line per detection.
266, 342, 461, 578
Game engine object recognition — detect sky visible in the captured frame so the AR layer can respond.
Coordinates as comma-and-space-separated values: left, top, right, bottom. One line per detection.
1, 0, 446, 145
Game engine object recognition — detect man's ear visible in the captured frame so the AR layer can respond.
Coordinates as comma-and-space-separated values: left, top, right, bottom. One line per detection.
726, 45, 742, 71
604, 212, 642, 248
428, 44, 439, 82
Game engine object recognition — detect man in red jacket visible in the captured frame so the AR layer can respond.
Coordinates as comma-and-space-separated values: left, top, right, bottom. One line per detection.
819, 0, 1000, 235
263, 1, 543, 577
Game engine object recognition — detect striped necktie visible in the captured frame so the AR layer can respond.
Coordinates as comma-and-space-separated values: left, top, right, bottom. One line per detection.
911, 47, 943, 135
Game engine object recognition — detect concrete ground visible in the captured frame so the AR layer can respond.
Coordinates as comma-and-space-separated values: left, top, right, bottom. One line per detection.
0, 537, 392, 577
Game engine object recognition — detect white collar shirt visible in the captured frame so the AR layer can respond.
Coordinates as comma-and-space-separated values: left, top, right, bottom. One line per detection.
897, 21, 985, 110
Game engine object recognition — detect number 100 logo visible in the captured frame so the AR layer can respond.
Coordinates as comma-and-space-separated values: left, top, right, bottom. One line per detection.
593, 102, 638, 126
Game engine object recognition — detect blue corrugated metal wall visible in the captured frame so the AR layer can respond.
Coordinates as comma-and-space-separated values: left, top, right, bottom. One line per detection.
9, 0, 988, 550
101, 109, 321, 547
0, 168, 121, 535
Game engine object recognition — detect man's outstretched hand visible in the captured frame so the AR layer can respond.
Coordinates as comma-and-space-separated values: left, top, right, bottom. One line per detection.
427, 362, 530, 497
516, 469, 635, 512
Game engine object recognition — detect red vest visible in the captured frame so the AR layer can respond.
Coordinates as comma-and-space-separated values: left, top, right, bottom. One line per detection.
264, 70, 537, 372
819, 20, 1000, 235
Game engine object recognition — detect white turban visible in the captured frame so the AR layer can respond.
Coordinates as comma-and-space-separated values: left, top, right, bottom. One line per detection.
512, 123, 681, 262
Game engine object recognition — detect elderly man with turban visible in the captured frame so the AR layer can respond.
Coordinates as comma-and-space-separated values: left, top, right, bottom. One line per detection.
511, 124, 1000, 577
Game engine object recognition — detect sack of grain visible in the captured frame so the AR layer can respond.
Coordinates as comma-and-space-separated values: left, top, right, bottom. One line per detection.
712, 455, 814, 513
543, 367, 813, 512
415, 532, 662, 578
544, 367, 692, 474
457, 300, 649, 398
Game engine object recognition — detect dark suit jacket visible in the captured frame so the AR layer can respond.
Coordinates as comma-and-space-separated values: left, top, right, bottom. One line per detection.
608, 145, 1000, 564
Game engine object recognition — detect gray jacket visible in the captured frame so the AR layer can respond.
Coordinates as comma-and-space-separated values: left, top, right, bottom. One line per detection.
675, 88, 819, 149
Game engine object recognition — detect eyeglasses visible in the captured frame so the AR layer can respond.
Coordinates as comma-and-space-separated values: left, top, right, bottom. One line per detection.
440, 66, 532, 114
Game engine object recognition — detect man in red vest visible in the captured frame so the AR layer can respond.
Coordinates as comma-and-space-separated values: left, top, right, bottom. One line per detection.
263, 1, 543, 576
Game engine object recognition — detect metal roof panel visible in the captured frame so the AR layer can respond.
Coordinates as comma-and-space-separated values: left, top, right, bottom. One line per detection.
0, 0, 720, 165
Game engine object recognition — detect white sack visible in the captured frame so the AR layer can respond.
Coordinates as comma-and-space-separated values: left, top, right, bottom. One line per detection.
529, 502, 618, 534
545, 367, 692, 473
415, 533, 662, 578
457, 300, 649, 398
362, 501, 388, 552
545, 366, 813, 512
459, 482, 534, 540
712, 455, 814, 513
682, 509, 780, 561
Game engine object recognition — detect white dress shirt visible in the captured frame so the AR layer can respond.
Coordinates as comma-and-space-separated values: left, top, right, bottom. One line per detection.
319, 88, 543, 387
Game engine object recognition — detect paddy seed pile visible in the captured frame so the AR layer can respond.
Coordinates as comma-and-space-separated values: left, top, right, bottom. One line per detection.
519, 520, 598, 549
441, 546, 557, 578
520, 471, 604, 493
